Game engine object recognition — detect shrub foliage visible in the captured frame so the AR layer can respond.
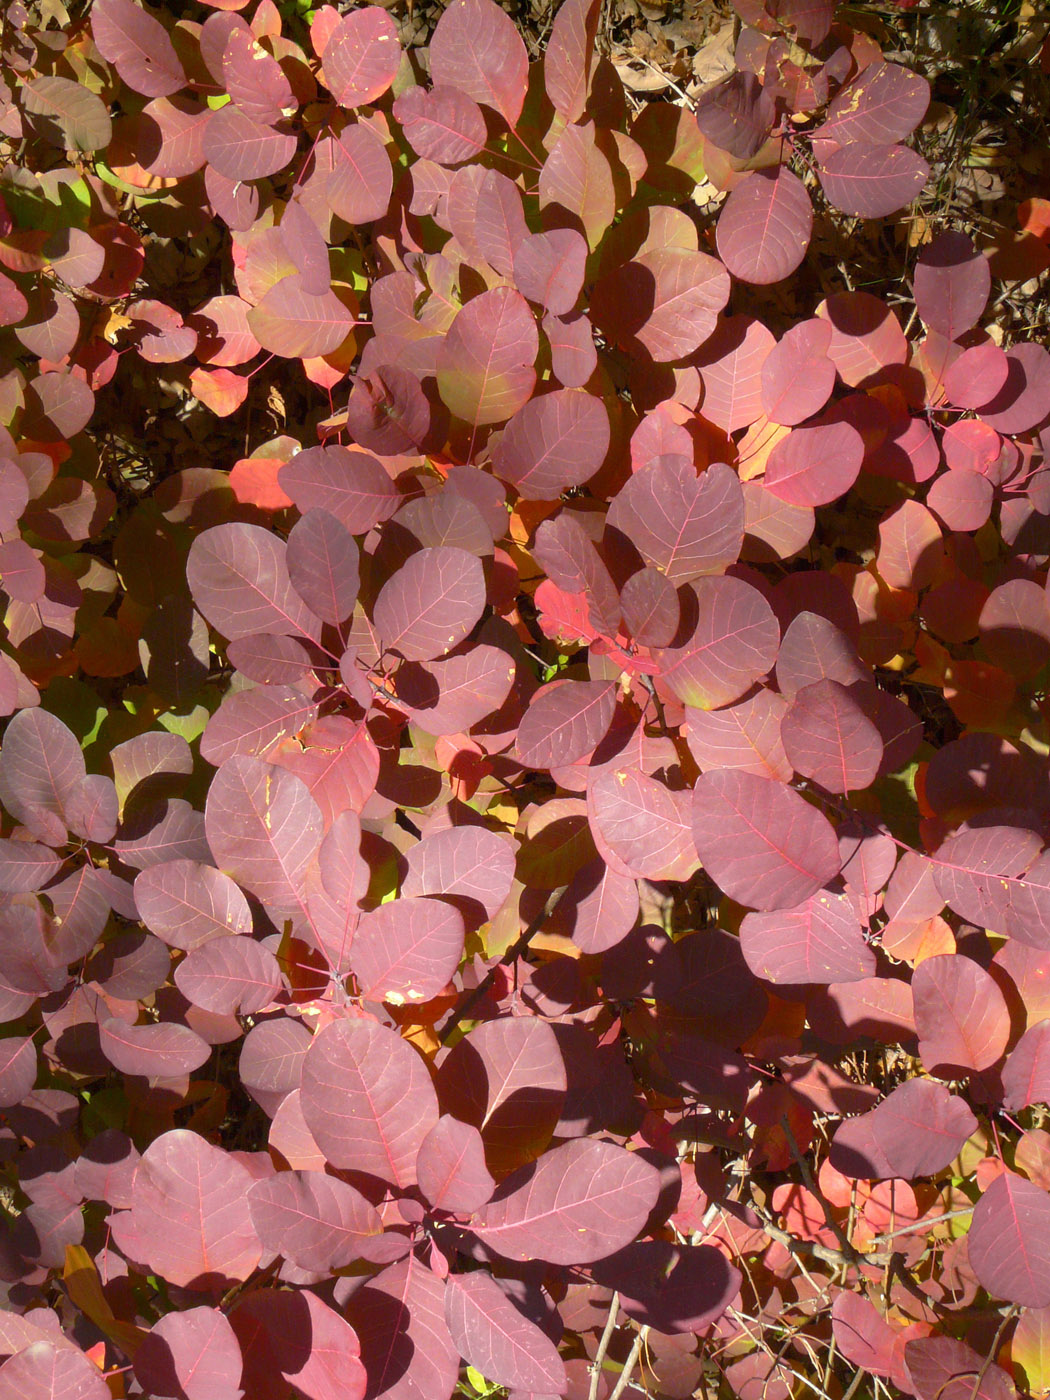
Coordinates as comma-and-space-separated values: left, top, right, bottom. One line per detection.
1, 0, 1050, 1396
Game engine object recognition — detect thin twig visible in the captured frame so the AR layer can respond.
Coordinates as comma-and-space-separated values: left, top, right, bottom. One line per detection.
439, 885, 568, 1044
589, 1292, 620, 1400
607, 1325, 649, 1400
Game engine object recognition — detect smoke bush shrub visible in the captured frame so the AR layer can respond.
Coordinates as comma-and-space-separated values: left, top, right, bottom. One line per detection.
0, 0, 1049, 1395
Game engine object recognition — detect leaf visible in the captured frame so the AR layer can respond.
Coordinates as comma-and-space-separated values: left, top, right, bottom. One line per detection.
417, 1117, 495, 1213
620, 567, 680, 647
980, 344, 1050, 435
373, 546, 486, 662
205, 755, 323, 913
588, 768, 696, 881
99, 1018, 211, 1078
445, 1273, 566, 1395
513, 229, 588, 317
544, 0, 601, 122
344, 1258, 460, 1400
913, 231, 990, 341
0, 708, 85, 845
23, 77, 113, 152
200, 686, 320, 767
492, 388, 608, 499
394, 646, 516, 737
324, 122, 394, 226
517, 680, 616, 770
248, 275, 354, 360
818, 143, 930, 219
968, 1171, 1050, 1307
401, 825, 516, 925
469, 1138, 661, 1264
654, 576, 780, 710
694, 72, 776, 159
1003, 1021, 1050, 1112
691, 769, 842, 911
91, 0, 186, 97
436, 288, 538, 427
278, 201, 330, 297
0, 1342, 109, 1400
393, 85, 487, 165
300, 1019, 439, 1186
740, 891, 876, 985
818, 62, 930, 145
322, 7, 401, 107
0, 1036, 38, 1110
246, 1170, 381, 1271
537, 121, 616, 251
831, 1077, 977, 1180
436, 1018, 566, 1176
133, 1308, 243, 1400
943, 344, 1009, 409
231, 1290, 365, 1400
202, 107, 297, 182
278, 445, 400, 534
111, 1129, 260, 1289
286, 509, 360, 624
764, 420, 865, 506
429, 0, 529, 126
174, 936, 283, 1015
591, 248, 730, 361
134, 860, 252, 951
716, 169, 813, 285
694, 315, 775, 433
532, 513, 620, 637
222, 25, 295, 126
187, 522, 323, 643
686, 690, 792, 782
608, 459, 744, 584
912, 954, 1011, 1075
780, 679, 884, 793
352, 896, 464, 1004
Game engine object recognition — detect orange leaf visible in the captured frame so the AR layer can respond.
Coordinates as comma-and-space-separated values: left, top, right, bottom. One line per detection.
229, 455, 293, 511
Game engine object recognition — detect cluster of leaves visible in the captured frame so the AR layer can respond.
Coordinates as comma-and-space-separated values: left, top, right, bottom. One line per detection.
0, 0, 1049, 1396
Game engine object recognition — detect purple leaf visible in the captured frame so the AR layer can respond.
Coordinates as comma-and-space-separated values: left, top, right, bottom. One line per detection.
913, 231, 990, 341
1002, 1021, 1050, 1112
372, 546, 488, 663
352, 896, 465, 1004
279, 200, 331, 297
653, 576, 780, 710
980, 344, 1050, 435
0, 838, 64, 893
620, 567, 680, 647
517, 680, 616, 770
608, 459, 744, 584
393, 85, 487, 166
591, 249, 730, 361
134, 1307, 244, 1400
202, 107, 296, 182
492, 388, 609, 499
740, 891, 875, 985
0, 1342, 109, 1400
445, 1272, 566, 1395
818, 62, 930, 145
0, 708, 85, 845
205, 756, 323, 913
175, 936, 283, 1015
588, 768, 696, 882
430, 0, 529, 125
967, 1171, 1050, 1307
344, 1257, 460, 1400
246, 1170, 381, 1271
685, 690, 792, 782
134, 859, 252, 951
248, 275, 355, 360
286, 509, 360, 624
402, 825, 515, 925
544, 0, 600, 122
780, 678, 884, 793
300, 1019, 439, 1186
417, 1116, 496, 1213
691, 769, 841, 911
187, 522, 322, 643
532, 513, 620, 637
818, 143, 929, 219
222, 24, 295, 127
111, 1129, 261, 1289
436, 1018, 566, 1176
91, 0, 186, 97
200, 686, 319, 767
830, 1077, 977, 1180
231, 1289, 365, 1400
99, 1017, 211, 1078
513, 229, 588, 317
278, 445, 400, 534
694, 72, 776, 159
0, 1035, 37, 1109
394, 645, 516, 737
470, 1138, 661, 1264
323, 122, 394, 226
322, 7, 400, 107
764, 420, 865, 507
716, 169, 812, 285
436, 288, 538, 427
912, 954, 1011, 1075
